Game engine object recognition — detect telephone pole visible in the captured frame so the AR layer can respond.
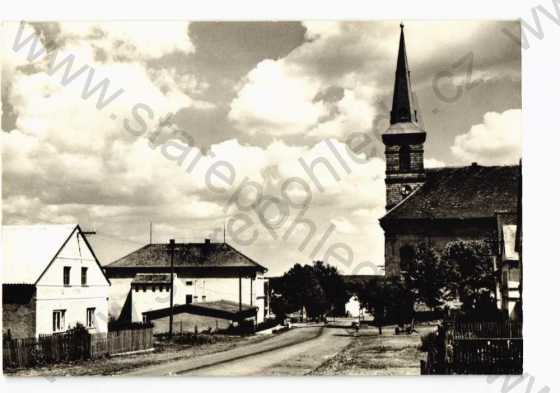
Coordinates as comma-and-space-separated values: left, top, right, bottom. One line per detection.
168, 239, 175, 340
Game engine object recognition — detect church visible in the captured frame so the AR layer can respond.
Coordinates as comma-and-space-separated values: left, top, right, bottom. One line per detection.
379, 24, 520, 286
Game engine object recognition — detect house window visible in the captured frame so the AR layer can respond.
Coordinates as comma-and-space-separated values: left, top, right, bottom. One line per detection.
53, 310, 66, 332
63, 266, 71, 286
81, 267, 88, 286
186, 295, 193, 304
201, 296, 206, 302
86, 307, 95, 328
186, 281, 193, 286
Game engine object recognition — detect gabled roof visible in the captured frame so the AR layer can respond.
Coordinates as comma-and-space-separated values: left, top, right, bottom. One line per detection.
381, 165, 520, 222
2, 224, 110, 285
106, 242, 267, 272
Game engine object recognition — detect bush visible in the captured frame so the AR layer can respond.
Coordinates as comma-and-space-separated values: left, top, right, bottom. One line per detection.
173, 333, 216, 346
256, 318, 280, 332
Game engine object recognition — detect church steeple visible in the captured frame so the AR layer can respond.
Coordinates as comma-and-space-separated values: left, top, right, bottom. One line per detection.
390, 23, 417, 125
382, 23, 427, 211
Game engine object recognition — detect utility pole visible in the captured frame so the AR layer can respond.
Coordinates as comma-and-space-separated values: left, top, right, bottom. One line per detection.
149, 222, 152, 244
168, 239, 175, 340
239, 275, 242, 311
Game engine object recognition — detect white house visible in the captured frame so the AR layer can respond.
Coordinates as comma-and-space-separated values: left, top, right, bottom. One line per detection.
105, 239, 269, 330
497, 224, 521, 318
2, 224, 111, 338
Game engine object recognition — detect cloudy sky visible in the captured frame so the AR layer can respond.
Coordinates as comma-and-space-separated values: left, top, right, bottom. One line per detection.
1, 21, 521, 275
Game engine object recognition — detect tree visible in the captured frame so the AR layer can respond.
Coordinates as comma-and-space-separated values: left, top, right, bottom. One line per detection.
383, 277, 414, 329
312, 261, 348, 316
404, 243, 449, 310
441, 240, 497, 317
279, 263, 328, 319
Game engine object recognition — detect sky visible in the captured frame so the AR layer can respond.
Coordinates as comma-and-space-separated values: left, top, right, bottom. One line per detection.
1, 21, 522, 276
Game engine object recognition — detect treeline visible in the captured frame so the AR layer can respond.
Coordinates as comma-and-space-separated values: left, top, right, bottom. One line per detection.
270, 240, 509, 328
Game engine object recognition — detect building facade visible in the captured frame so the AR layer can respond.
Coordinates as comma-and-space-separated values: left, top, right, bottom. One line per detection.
105, 239, 270, 326
2, 224, 111, 338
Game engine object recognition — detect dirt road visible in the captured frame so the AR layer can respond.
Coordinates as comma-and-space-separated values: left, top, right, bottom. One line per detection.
126, 325, 354, 376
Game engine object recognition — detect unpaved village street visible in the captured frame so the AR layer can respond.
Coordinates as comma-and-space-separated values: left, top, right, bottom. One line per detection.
7, 320, 430, 376
125, 320, 431, 376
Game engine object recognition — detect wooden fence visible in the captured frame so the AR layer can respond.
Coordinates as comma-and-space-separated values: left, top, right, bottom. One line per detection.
421, 320, 523, 375
90, 328, 154, 358
3, 327, 154, 370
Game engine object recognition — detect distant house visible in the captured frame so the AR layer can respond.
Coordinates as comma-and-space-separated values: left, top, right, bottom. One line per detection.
104, 239, 269, 329
2, 224, 111, 339
344, 296, 362, 318
497, 222, 521, 318
341, 275, 383, 318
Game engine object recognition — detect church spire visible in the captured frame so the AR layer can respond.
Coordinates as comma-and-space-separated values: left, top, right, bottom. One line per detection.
382, 23, 426, 212
390, 23, 417, 125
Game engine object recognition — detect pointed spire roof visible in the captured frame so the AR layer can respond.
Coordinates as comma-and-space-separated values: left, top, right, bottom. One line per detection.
390, 23, 418, 125
383, 23, 426, 145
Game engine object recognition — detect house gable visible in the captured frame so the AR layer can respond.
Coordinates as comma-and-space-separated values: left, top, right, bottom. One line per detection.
36, 225, 110, 287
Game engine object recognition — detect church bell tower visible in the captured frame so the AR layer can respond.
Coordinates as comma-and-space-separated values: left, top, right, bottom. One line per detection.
383, 23, 426, 211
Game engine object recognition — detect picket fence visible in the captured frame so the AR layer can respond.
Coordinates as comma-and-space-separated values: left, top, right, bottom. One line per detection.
421, 320, 523, 375
3, 327, 154, 370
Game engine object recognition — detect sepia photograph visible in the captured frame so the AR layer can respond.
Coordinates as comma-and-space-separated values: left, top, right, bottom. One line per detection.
2, 18, 523, 377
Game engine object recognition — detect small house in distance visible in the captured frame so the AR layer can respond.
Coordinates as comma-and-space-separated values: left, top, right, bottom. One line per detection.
104, 239, 269, 331
2, 224, 111, 338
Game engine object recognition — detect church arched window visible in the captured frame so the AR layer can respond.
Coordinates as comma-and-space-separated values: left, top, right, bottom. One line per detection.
399, 145, 411, 171
399, 245, 414, 272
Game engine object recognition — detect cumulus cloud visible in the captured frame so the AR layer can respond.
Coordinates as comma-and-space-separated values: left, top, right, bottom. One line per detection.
56, 22, 194, 61
451, 109, 522, 165
228, 21, 520, 147
229, 59, 327, 137
228, 22, 383, 141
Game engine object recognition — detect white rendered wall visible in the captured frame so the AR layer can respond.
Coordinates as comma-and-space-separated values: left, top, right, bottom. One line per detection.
35, 230, 110, 336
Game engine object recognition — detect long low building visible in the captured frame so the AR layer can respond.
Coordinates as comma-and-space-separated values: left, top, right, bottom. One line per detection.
104, 239, 270, 326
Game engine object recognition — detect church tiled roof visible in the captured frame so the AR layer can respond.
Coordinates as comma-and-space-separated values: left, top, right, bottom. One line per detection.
381, 164, 520, 222
106, 242, 267, 272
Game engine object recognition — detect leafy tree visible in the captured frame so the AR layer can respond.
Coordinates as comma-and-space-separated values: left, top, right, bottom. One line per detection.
279, 263, 328, 319
383, 277, 414, 328
441, 240, 497, 316
404, 243, 450, 310
312, 261, 348, 316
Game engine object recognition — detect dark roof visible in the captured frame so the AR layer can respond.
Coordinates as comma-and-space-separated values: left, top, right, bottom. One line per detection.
142, 300, 257, 321
381, 165, 519, 222
106, 242, 267, 272
132, 273, 171, 284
